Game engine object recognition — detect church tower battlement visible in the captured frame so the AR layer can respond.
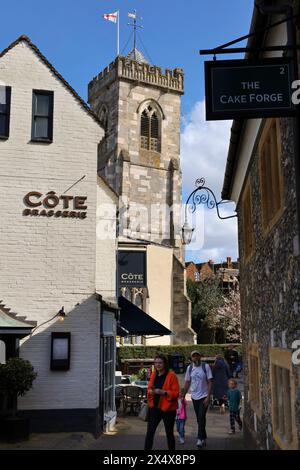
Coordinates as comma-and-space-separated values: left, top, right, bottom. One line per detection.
88, 56, 184, 99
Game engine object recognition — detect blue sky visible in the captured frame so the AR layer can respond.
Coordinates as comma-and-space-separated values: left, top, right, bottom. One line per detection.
0, 1, 255, 262
1, 0, 253, 108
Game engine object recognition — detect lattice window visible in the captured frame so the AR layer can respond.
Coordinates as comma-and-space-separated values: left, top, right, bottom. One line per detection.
259, 118, 284, 234
141, 110, 150, 149
121, 287, 132, 302
270, 349, 297, 449
140, 105, 161, 152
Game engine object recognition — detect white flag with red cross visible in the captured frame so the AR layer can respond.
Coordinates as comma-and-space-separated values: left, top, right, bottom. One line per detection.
103, 11, 118, 23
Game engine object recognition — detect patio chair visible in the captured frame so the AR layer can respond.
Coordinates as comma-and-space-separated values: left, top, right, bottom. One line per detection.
122, 385, 144, 415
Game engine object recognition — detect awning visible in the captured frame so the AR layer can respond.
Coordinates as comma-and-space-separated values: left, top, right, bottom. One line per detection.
118, 296, 173, 337
0, 306, 36, 338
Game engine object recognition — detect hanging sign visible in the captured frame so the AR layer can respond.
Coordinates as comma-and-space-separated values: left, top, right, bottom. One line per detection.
118, 251, 147, 288
205, 58, 298, 120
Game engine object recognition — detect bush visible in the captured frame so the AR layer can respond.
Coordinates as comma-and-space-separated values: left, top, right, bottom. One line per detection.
118, 344, 243, 362
0, 357, 37, 398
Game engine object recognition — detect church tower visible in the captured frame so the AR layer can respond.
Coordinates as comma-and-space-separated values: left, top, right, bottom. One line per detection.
88, 48, 195, 344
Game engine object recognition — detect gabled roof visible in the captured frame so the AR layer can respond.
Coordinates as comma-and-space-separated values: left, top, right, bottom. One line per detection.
185, 261, 196, 267
0, 35, 103, 129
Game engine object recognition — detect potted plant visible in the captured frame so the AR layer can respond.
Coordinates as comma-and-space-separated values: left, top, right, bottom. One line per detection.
0, 357, 37, 441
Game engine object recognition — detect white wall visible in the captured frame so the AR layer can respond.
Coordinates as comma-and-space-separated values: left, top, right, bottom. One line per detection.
96, 177, 118, 303
0, 40, 104, 410
146, 244, 173, 346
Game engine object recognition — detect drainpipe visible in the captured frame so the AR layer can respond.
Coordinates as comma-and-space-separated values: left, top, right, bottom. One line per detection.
255, 1, 300, 255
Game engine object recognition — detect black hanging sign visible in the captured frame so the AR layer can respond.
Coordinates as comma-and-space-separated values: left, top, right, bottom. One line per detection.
118, 251, 147, 288
205, 58, 298, 120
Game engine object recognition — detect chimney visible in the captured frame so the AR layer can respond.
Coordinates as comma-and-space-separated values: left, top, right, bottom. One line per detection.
208, 259, 214, 272
227, 257, 232, 268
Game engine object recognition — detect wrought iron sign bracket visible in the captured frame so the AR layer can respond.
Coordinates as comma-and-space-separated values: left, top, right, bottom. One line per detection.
181, 178, 237, 245
199, 11, 300, 57
185, 178, 237, 221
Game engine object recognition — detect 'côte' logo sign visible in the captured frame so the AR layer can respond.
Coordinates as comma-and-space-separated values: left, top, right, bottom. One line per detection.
23, 191, 87, 219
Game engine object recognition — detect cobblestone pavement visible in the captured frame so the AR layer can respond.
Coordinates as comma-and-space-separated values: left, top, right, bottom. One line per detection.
0, 375, 244, 451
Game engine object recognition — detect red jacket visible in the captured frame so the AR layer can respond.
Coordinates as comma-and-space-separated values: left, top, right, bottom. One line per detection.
147, 370, 180, 412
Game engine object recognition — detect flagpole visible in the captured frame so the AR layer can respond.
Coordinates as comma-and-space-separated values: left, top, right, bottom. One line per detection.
117, 10, 120, 56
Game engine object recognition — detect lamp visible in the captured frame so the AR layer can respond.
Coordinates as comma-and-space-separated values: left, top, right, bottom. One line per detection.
30, 306, 67, 335
181, 222, 195, 245
58, 306, 66, 322
181, 177, 237, 245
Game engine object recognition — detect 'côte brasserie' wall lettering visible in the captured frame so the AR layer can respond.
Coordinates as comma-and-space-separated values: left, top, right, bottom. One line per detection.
23, 191, 87, 219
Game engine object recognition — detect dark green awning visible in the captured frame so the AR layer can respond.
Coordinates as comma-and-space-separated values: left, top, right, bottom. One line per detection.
118, 296, 173, 337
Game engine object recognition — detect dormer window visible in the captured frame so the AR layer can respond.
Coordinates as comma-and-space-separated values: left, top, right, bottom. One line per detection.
140, 105, 161, 153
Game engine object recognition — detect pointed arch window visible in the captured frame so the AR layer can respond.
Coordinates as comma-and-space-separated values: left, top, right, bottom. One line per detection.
140, 105, 161, 153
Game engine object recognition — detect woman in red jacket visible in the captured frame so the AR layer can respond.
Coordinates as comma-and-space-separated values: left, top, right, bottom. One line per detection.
144, 354, 180, 450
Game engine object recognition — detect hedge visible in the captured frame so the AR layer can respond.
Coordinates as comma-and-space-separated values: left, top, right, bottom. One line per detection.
118, 344, 243, 361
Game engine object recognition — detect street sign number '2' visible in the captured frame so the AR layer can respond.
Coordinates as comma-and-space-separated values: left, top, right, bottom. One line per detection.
204, 58, 298, 120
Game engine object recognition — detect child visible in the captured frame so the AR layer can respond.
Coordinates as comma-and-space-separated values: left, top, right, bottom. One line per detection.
227, 378, 242, 434
176, 389, 187, 444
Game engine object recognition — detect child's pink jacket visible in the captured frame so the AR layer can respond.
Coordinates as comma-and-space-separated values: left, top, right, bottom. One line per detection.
176, 398, 187, 420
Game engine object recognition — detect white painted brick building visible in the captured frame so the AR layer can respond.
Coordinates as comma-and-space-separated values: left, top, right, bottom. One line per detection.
0, 36, 118, 435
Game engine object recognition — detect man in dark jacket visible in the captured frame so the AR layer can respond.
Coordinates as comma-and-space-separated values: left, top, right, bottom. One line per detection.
225, 346, 239, 378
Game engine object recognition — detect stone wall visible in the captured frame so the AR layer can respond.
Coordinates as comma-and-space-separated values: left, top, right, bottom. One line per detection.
238, 116, 300, 449
89, 54, 194, 344
88, 56, 183, 249
173, 255, 196, 344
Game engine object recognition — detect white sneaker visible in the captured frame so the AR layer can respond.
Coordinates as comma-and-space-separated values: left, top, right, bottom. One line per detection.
179, 437, 185, 444
196, 439, 203, 447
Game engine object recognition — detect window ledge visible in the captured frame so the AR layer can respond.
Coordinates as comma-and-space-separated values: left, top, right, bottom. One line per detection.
30, 138, 53, 144
0, 136, 9, 141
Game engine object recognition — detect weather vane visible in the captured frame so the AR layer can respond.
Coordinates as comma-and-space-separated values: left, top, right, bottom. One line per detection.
127, 10, 143, 58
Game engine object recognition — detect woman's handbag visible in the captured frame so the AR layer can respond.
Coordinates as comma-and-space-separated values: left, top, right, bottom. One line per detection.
138, 400, 149, 421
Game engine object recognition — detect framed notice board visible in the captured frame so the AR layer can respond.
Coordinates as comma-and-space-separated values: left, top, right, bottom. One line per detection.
50, 332, 71, 371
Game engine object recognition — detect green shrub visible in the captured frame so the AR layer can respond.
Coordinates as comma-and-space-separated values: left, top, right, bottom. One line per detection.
118, 344, 243, 361
0, 357, 37, 398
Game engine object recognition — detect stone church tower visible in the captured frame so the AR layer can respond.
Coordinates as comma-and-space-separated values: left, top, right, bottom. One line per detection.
88, 49, 195, 344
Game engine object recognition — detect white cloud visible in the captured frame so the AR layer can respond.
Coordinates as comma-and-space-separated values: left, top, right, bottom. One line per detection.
181, 100, 239, 263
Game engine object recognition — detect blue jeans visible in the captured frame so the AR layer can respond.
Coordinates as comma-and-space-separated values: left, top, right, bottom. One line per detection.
176, 418, 185, 439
